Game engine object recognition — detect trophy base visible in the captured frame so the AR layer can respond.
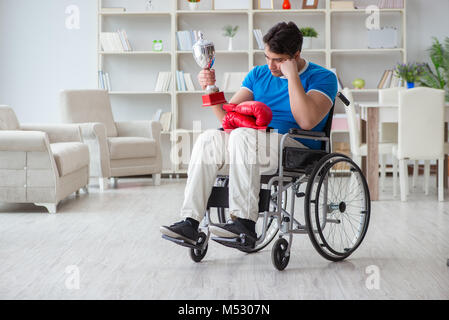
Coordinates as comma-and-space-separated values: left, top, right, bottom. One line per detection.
202, 92, 227, 107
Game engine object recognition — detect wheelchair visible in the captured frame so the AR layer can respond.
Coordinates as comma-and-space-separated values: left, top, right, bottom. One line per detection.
163, 92, 371, 270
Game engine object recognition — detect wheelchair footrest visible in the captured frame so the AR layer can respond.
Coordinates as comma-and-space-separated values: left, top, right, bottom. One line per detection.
211, 234, 256, 250
162, 234, 201, 250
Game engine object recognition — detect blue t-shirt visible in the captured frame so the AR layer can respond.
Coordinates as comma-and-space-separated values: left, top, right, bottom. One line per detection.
241, 61, 338, 149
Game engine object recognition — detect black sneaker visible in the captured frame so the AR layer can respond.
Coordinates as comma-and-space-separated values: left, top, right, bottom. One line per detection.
209, 218, 257, 243
160, 220, 199, 245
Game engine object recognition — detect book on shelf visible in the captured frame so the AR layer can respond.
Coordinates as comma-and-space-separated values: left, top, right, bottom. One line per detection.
354, 0, 403, 9
253, 29, 264, 50
377, 0, 404, 9
98, 71, 111, 91
330, 1, 355, 10
383, 69, 394, 88
155, 72, 172, 92
159, 112, 172, 132
100, 30, 132, 52
377, 70, 389, 89
153, 109, 163, 121
176, 71, 195, 92
101, 7, 126, 13
184, 73, 195, 91
180, 71, 186, 91
118, 29, 132, 51
377, 69, 403, 89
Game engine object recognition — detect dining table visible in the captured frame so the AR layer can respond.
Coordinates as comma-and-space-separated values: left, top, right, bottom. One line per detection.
357, 101, 449, 201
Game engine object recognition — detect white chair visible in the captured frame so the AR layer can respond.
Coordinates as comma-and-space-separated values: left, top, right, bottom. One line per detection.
342, 88, 396, 191
379, 88, 404, 188
379, 87, 425, 191
392, 87, 446, 202
0, 106, 90, 213
60, 90, 163, 190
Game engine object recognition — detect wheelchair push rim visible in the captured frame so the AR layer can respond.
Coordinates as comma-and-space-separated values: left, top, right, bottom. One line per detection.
305, 153, 371, 262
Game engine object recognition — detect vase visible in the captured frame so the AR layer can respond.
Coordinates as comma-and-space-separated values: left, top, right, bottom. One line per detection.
188, 2, 198, 11
228, 37, 233, 51
282, 0, 291, 9
407, 82, 415, 89
303, 37, 313, 49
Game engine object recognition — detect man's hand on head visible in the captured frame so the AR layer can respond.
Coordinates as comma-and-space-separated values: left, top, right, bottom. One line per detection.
280, 59, 298, 79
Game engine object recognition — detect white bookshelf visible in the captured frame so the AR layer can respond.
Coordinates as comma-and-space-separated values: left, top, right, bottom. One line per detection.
98, 0, 407, 175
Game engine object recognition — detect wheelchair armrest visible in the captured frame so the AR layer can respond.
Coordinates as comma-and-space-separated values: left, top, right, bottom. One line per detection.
288, 128, 326, 138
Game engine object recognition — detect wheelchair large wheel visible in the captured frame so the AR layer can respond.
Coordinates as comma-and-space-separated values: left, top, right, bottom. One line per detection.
304, 153, 370, 262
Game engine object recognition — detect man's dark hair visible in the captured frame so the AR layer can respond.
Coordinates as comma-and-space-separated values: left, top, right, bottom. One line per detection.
263, 21, 303, 57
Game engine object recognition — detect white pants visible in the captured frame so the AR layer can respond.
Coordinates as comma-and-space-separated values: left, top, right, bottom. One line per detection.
180, 128, 306, 223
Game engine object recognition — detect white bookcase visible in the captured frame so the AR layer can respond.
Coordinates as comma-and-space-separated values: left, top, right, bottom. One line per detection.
98, 0, 407, 175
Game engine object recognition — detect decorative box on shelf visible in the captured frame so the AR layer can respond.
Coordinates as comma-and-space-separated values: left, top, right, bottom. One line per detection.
367, 27, 398, 49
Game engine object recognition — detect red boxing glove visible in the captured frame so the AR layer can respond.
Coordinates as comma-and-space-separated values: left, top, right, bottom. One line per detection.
222, 112, 254, 130
223, 101, 272, 127
222, 111, 268, 130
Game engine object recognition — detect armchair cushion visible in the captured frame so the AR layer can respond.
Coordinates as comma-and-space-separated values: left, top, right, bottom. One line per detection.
60, 90, 118, 137
0, 106, 20, 130
107, 137, 157, 160
21, 124, 82, 144
50, 142, 89, 177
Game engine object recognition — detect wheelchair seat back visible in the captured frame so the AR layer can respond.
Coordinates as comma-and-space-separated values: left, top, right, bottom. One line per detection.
281, 104, 335, 173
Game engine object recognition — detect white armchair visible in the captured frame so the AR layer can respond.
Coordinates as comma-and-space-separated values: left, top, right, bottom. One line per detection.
59, 90, 162, 190
0, 106, 90, 213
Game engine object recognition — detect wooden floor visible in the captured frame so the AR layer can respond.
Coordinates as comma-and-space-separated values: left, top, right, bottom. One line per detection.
0, 176, 448, 300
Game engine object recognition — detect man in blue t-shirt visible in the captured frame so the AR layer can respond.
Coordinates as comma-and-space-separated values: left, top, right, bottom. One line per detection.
161, 22, 338, 248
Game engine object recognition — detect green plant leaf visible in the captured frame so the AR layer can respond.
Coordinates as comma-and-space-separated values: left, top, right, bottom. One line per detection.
419, 64, 443, 89
300, 27, 318, 38
222, 25, 239, 38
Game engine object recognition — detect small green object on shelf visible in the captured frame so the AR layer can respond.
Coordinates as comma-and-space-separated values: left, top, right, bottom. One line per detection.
300, 27, 318, 38
352, 78, 365, 89
153, 40, 163, 52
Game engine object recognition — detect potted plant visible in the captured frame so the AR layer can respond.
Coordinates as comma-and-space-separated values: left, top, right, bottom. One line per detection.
394, 62, 425, 89
222, 25, 239, 51
187, 0, 200, 11
300, 27, 318, 50
419, 37, 449, 101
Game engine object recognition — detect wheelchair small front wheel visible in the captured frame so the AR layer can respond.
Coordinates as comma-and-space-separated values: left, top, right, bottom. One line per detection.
271, 238, 290, 271
304, 153, 371, 262
190, 232, 208, 263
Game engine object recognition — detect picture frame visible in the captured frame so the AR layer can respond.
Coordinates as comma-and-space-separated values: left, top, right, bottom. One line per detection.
302, 0, 319, 9
258, 0, 274, 10
213, 0, 250, 10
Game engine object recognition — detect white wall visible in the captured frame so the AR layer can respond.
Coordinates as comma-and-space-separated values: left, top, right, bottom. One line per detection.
407, 0, 449, 63
0, 0, 97, 123
0, 0, 448, 123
